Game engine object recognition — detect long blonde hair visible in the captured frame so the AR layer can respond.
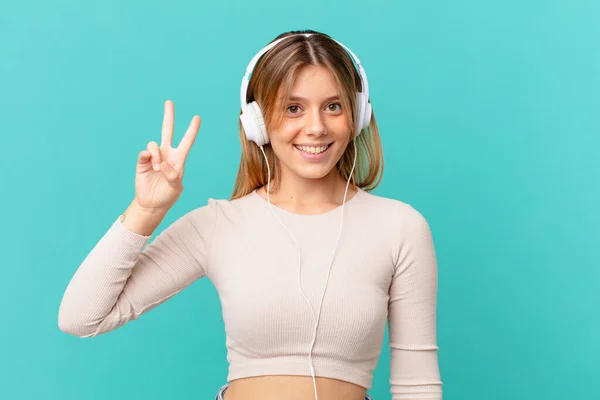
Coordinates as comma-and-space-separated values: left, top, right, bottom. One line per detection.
231, 29, 384, 200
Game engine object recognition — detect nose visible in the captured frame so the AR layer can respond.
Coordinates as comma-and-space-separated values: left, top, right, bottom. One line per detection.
304, 108, 327, 136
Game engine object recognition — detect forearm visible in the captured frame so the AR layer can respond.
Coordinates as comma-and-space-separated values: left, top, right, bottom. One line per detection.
58, 214, 152, 337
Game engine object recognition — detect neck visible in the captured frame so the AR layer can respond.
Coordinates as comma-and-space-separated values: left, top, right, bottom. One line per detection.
266, 169, 355, 209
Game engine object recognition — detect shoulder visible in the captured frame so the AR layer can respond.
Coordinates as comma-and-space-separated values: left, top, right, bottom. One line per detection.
357, 189, 431, 229
163, 192, 257, 246
183, 190, 259, 225
359, 192, 437, 275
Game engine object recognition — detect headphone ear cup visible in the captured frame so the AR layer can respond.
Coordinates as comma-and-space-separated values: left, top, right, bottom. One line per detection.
240, 101, 269, 146
354, 92, 370, 138
363, 101, 372, 132
354, 92, 362, 138
251, 102, 269, 145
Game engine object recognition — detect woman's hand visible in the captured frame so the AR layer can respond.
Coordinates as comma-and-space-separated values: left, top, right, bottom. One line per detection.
133, 100, 201, 212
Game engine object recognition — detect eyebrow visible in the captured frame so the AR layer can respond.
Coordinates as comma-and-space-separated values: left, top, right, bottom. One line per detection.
287, 95, 341, 102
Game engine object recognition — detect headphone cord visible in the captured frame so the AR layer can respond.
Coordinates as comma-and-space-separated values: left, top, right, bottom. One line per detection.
258, 139, 358, 400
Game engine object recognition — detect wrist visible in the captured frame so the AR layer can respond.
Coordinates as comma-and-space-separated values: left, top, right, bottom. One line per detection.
130, 199, 170, 217
119, 200, 169, 236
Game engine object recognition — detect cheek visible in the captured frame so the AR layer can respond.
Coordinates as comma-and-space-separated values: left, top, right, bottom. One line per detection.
268, 135, 295, 160
269, 124, 300, 144
332, 142, 350, 160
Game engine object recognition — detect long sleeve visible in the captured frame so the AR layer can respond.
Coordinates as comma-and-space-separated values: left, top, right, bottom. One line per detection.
388, 204, 442, 399
58, 199, 218, 338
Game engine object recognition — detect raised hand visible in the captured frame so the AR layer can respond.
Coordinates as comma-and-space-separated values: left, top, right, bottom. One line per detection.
133, 100, 201, 212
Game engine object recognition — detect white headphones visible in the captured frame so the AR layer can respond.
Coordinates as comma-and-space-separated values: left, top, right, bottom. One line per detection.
239, 33, 372, 146
238, 33, 369, 400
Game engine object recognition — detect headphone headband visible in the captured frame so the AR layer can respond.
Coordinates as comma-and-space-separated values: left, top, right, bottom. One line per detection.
240, 33, 369, 110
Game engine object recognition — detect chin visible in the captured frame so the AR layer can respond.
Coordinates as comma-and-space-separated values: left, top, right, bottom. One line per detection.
290, 159, 342, 181
295, 168, 333, 180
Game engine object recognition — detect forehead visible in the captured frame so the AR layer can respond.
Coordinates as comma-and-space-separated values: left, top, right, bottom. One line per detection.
287, 65, 339, 98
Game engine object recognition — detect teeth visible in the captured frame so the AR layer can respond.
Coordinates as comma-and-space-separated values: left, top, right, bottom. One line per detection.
295, 145, 329, 154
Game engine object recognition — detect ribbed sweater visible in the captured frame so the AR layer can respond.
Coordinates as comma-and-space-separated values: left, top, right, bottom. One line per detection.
58, 188, 442, 399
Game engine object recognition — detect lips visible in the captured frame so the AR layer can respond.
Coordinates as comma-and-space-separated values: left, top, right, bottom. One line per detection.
292, 143, 333, 161
293, 143, 331, 154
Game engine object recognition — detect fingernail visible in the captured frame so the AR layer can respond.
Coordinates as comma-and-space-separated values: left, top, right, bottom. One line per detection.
154, 163, 160, 171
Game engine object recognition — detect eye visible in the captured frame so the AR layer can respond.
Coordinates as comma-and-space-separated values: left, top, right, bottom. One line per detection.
327, 103, 342, 112
287, 105, 301, 114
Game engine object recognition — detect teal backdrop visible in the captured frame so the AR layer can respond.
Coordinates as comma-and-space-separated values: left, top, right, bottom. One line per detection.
1, 0, 598, 399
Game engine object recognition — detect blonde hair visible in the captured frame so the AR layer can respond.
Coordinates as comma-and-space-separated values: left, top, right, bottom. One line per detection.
231, 29, 384, 200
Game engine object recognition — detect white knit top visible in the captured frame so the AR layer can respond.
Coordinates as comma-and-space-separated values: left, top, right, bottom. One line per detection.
58, 188, 443, 399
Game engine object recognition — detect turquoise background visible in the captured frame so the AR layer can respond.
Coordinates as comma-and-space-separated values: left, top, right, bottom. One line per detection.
1, 0, 598, 399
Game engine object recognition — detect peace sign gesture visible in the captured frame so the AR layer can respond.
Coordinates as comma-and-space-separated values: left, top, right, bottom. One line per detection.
133, 100, 201, 212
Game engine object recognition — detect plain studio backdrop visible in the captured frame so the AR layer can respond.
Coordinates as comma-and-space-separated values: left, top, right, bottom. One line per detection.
1, 0, 598, 399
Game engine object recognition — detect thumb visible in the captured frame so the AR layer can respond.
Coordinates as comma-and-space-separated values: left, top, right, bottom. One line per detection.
161, 161, 181, 184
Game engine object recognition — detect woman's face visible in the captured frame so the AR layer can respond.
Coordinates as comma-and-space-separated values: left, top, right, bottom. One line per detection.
269, 65, 352, 182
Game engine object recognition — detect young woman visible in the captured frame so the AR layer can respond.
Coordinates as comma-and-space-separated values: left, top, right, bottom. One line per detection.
58, 30, 443, 400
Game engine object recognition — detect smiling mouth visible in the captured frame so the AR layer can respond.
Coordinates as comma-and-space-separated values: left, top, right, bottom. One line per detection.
293, 144, 332, 155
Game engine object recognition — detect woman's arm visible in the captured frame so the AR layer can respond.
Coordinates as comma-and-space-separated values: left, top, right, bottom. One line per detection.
57, 199, 218, 338
388, 204, 443, 399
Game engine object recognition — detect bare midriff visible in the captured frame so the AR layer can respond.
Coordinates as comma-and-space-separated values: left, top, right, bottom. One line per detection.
222, 375, 368, 400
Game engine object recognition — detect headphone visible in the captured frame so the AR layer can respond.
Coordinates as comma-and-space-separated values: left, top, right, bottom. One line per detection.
238, 33, 371, 400
240, 33, 372, 146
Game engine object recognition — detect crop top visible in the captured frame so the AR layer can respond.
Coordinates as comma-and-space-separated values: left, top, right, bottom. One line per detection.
58, 188, 443, 399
